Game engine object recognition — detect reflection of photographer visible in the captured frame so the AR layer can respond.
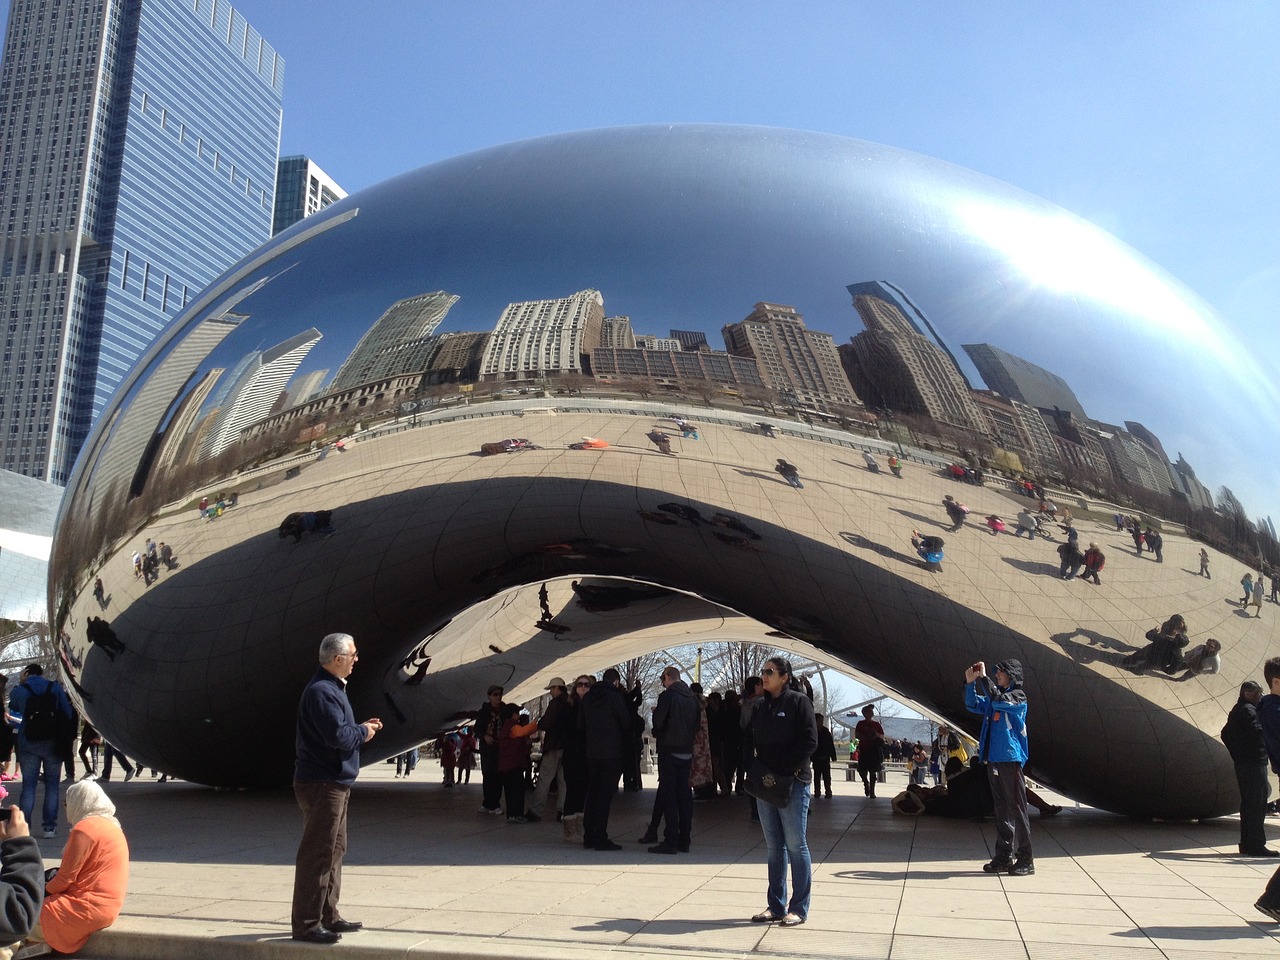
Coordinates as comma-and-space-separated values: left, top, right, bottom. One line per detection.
0, 805, 46, 958
964, 659, 1033, 877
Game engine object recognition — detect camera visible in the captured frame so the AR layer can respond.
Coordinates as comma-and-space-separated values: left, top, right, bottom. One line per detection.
0, 808, 12, 822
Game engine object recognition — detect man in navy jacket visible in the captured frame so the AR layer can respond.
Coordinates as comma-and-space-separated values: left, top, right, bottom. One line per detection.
965, 659, 1032, 876
291, 633, 382, 944
8, 664, 74, 839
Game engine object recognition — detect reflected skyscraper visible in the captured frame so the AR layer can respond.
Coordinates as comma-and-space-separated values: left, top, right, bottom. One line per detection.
963, 343, 1088, 420
841, 284, 984, 432
330, 291, 459, 392
480, 289, 604, 381
0, 0, 284, 483
599, 316, 636, 349
722, 302, 858, 409
199, 328, 321, 460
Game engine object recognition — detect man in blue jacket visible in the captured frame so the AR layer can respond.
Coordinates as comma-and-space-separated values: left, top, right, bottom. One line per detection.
8, 663, 74, 839
291, 633, 383, 944
965, 658, 1032, 876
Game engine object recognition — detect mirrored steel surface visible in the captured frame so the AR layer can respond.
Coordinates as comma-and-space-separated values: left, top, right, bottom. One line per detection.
50, 125, 1271, 818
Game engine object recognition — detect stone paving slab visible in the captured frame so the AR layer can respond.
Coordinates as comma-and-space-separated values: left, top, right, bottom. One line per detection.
25, 760, 1275, 959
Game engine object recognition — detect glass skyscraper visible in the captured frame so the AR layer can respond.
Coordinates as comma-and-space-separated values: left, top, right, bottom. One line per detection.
0, 0, 283, 483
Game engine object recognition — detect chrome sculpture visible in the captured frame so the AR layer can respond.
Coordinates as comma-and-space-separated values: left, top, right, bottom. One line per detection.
49, 125, 1272, 818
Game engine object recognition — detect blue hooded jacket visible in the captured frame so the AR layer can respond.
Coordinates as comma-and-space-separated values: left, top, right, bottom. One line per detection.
964, 659, 1029, 765
7, 673, 74, 746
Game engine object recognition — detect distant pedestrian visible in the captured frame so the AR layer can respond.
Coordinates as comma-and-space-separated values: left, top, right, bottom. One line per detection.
1057, 541, 1084, 580
1199, 548, 1211, 579
647, 430, 674, 456
854, 705, 885, 799
911, 531, 944, 572
1015, 510, 1038, 539
1147, 529, 1164, 563
985, 515, 1005, 535
1252, 576, 1265, 617
943, 495, 968, 531
1081, 543, 1105, 585
811, 714, 837, 799
774, 460, 803, 489
1242, 573, 1256, 606
1272, 573, 1280, 603
862, 450, 880, 472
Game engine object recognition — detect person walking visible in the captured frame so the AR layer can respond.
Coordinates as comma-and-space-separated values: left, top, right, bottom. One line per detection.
942, 495, 968, 531
774, 460, 803, 489
1222, 681, 1275, 857
578, 668, 630, 851
8, 663, 74, 839
290, 633, 382, 945
811, 714, 837, 799
853, 705, 885, 798
746, 656, 818, 927
1241, 572, 1255, 606
646, 666, 698, 855
1081, 543, 1106, 585
965, 659, 1033, 876
1252, 575, 1265, 618
1198, 548, 1211, 578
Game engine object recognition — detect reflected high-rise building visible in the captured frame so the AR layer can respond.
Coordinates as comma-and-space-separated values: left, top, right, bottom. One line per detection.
670, 330, 709, 352
272, 156, 346, 235
283, 370, 330, 410
480, 289, 605, 381
0, 0, 283, 483
722, 302, 859, 410
841, 283, 984, 432
1172, 453, 1215, 511
425, 332, 489, 384
330, 292, 459, 392
599, 316, 636, 349
635, 334, 681, 352
199, 328, 321, 460
963, 343, 1088, 420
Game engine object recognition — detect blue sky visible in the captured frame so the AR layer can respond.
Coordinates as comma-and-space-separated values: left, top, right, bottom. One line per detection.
8, 2, 1278, 517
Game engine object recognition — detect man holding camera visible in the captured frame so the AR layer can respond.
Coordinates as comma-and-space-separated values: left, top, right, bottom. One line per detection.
965, 659, 1033, 876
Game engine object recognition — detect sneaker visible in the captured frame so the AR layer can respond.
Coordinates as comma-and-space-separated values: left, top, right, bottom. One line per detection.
123, 769, 135, 783
1255, 901, 1280, 923
506, 816, 527, 824
1008, 859, 1035, 876
982, 857, 1013, 873
42, 830, 55, 839
477, 805, 494, 814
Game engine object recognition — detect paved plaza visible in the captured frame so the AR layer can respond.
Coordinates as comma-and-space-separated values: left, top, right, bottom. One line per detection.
44, 760, 1280, 959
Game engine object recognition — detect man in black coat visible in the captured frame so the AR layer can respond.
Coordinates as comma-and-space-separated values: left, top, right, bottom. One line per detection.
1223, 680, 1275, 856
648, 666, 699, 854
577, 667, 631, 851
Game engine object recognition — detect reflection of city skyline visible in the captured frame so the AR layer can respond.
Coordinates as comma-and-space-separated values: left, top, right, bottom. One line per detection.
150, 271, 1216, 512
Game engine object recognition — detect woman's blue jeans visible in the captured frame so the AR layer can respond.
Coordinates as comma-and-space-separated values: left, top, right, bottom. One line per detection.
757, 777, 812, 919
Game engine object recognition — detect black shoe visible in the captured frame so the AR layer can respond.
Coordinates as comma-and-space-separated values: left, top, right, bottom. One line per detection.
637, 832, 659, 844
292, 926, 341, 944
1239, 847, 1280, 857
327, 920, 363, 933
648, 843, 678, 855
523, 813, 541, 822
982, 857, 1013, 873
1008, 858, 1035, 876
593, 840, 622, 851
1255, 900, 1280, 922
677, 843, 690, 853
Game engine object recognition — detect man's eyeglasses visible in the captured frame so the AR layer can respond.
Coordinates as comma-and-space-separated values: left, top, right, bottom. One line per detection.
339, 650, 359, 660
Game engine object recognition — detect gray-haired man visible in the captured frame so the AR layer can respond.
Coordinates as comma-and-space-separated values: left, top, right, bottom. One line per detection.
291, 633, 382, 944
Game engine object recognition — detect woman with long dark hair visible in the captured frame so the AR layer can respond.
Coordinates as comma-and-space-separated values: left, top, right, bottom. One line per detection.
747, 657, 818, 927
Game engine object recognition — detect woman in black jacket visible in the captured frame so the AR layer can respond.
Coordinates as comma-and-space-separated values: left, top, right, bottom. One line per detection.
748, 657, 818, 927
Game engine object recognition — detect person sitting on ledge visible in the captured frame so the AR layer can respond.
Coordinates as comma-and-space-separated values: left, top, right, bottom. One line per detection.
31, 779, 128, 956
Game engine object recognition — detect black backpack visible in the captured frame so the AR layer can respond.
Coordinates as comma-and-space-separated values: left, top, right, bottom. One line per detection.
20, 684, 58, 741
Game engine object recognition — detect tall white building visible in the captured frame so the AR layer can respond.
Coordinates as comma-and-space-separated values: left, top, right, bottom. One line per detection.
199, 327, 321, 460
480, 289, 604, 381
600, 316, 636, 349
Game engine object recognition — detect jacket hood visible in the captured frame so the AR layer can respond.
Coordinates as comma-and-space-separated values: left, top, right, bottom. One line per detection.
18, 675, 53, 695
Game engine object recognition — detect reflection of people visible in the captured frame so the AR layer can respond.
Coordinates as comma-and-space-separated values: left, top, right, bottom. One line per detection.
1124, 615, 1189, 674
965, 660, 1032, 876
774, 460, 803, 489
911, 531, 944, 572
646, 430, 674, 456
1222, 681, 1273, 857
943, 495, 967, 531
291, 633, 382, 944
279, 511, 335, 542
36, 779, 129, 955
1182, 638, 1222, 675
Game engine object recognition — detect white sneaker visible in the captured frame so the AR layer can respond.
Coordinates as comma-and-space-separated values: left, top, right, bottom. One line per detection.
42, 830, 55, 839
